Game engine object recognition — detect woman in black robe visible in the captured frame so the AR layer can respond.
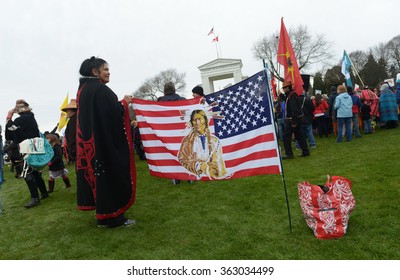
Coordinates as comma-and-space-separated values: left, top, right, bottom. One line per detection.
76, 57, 136, 228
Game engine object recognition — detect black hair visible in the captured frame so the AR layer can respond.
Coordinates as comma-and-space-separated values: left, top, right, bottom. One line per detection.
79, 56, 107, 77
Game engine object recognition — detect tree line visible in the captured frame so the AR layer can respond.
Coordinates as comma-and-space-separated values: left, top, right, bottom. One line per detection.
132, 26, 400, 100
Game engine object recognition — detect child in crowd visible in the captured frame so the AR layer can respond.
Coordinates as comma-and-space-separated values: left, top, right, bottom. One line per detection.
45, 134, 71, 192
360, 98, 373, 134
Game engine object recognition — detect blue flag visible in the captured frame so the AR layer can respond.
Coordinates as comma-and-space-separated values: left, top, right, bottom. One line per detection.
341, 50, 352, 87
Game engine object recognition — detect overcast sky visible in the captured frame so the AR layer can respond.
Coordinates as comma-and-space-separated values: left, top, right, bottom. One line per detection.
1, 0, 397, 132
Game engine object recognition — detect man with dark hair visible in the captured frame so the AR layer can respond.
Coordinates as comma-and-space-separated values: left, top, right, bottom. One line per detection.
281, 81, 310, 159
158, 82, 184, 101
158, 82, 186, 184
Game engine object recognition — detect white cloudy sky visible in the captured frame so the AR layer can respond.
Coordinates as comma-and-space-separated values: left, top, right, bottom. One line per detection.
0, 0, 397, 132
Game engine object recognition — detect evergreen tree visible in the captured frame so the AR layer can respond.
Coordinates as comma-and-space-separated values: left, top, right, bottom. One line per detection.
360, 54, 386, 88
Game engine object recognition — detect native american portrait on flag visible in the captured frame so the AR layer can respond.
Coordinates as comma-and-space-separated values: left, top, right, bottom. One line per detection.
132, 70, 281, 181
177, 106, 227, 179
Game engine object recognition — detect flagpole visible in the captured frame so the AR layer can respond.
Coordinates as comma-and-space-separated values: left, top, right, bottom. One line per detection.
264, 60, 292, 233
212, 27, 219, 58
217, 34, 222, 58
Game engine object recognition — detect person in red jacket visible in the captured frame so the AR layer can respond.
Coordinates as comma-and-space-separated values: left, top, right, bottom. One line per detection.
313, 93, 329, 138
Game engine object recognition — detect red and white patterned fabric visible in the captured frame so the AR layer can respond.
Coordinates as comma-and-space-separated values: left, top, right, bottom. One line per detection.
297, 176, 355, 239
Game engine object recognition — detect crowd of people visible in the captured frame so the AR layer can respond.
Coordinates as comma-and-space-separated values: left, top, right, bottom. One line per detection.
274, 81, 399, 159
1, 56, 399, 227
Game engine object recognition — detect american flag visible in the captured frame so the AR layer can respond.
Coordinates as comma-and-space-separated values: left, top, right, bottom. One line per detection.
132, 70, 281, 181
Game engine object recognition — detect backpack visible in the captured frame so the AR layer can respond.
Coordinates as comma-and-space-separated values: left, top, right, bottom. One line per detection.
23, 133, 54, 171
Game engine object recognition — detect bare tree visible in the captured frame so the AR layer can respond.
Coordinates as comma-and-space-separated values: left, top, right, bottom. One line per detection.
387, 35, 400, 72
133, 68, 186, 100
132, 79, 158, 101
348, 50, 368, 72
369, 42, 391, 73
252, 25, 333, 81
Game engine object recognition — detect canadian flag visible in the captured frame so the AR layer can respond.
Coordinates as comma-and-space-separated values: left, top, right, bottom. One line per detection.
212, 36, 219, 43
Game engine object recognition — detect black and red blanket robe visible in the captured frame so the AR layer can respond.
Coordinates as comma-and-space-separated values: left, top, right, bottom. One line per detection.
76, 78, 136, 220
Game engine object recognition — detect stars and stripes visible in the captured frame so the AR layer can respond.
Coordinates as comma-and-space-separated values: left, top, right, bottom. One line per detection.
132, 70, 281, 181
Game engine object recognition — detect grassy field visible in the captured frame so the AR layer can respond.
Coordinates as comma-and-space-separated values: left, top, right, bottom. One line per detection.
0, 127, 399, 260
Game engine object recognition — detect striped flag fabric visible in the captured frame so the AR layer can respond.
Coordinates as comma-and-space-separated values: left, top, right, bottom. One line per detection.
132, 70, 281, 181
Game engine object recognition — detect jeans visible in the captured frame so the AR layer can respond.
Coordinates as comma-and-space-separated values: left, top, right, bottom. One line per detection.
277, 118, 285, 141
352, 113, 361, 137
337, 117, 352, 142
363, 120, 372, 133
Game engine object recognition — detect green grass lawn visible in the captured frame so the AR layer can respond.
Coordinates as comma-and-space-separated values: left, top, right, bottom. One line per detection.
0, 127, 399, 260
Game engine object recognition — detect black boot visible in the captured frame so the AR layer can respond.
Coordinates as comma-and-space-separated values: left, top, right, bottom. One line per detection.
63, 177, 72, 188
48, 180, 55, 193
24, 198, 40, 208
35, 173, 49, 199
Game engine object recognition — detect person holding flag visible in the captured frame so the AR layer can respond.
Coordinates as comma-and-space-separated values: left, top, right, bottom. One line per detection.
76, 56, 136, 228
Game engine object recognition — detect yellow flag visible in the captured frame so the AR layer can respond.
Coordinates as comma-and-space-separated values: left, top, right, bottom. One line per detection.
57, 94, 69, 131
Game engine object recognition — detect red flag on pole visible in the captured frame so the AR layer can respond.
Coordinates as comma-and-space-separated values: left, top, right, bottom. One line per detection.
277, 18, 303, 95
212, 36, 219, 43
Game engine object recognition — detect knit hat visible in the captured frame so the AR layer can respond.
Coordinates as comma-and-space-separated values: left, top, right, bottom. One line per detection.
380, 83, 389, 91
62, 99, 77, 112
192, 86, 204, 96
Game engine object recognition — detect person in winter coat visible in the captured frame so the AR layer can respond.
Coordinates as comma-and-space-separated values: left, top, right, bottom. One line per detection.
379, 83, 398, 129
45, 134, 71, 192
295, 91, 316, 149
281, 81, 310, 159
328, 86, 338, 135
334, 85, 353, 143
313, 93, 329, 138
348, 86, 362, 138
5, 99, 49, 208
158, 82, 188, 184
